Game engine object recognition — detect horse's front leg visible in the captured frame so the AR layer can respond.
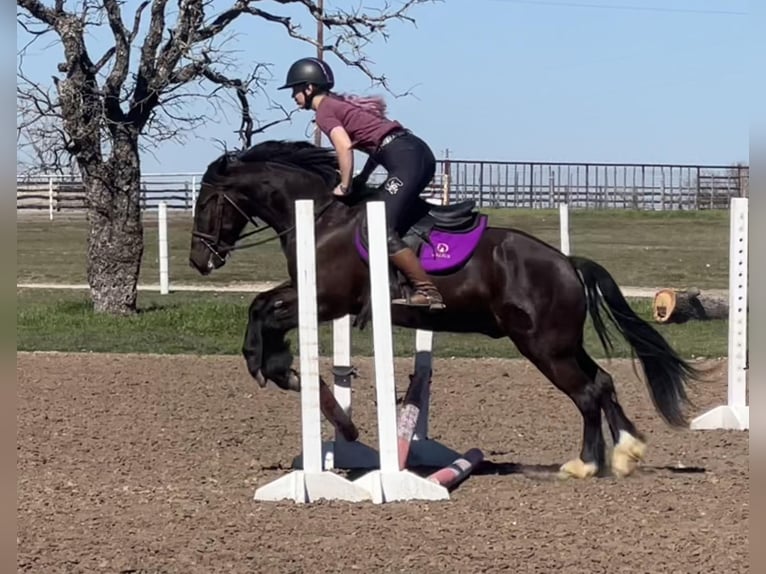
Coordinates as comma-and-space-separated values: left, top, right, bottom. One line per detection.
242, 281, 360, 441
242, 282, 300, 391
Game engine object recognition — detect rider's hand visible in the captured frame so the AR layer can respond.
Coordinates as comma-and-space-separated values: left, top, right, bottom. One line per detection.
333, 183, 349, 197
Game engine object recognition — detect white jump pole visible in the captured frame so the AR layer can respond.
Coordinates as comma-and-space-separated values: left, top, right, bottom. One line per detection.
254, 199, 370, 503
354, 201, 451, 503
559, 202, 570, 255
690, 196, 749, 430
158, 201, 169, 295
413, 329, 434, 441
322, 314, 379, 471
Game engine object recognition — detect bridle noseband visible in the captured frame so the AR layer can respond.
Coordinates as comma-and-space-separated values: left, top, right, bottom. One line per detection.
191, 187, 335, 264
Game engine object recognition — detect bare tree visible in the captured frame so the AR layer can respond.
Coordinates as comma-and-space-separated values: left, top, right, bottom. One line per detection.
16, 0, 432, 314
17, 84, 79, 177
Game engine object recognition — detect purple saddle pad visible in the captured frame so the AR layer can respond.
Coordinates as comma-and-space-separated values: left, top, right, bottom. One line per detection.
354, 214, 488, 273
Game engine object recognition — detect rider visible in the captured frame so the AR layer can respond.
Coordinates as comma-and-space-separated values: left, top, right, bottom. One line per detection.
278, 57, 445, 310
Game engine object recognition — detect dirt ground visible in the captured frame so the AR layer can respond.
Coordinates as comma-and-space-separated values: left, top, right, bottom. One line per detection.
18, 352, 748, 573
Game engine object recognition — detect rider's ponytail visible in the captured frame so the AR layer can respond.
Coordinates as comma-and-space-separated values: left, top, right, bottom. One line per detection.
333, 93, 388, 118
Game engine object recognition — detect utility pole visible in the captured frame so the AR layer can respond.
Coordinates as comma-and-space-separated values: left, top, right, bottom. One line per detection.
314, 0, 324, 147
443, 148, 451, 205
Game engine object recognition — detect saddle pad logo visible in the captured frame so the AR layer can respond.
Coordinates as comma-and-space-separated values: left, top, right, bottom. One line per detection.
435, 242, 450, 258
384, 177, 403, 195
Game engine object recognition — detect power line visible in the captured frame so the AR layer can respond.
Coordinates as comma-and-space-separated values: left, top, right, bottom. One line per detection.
490, 0, 747, 16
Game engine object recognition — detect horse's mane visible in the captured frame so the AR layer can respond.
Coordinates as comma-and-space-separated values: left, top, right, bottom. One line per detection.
203, 139, 340, 189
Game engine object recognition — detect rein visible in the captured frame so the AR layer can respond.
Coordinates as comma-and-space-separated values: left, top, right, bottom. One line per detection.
192, 189, 336, 263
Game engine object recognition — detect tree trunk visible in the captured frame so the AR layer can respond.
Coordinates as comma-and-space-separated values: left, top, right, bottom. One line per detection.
82, 135, 144, 315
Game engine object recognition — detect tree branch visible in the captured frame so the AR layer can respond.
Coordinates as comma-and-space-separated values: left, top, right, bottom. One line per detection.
17, 0, 59, 27
17, 0, 435, 176
103, 0, 130, 108
130, 1, 151, 42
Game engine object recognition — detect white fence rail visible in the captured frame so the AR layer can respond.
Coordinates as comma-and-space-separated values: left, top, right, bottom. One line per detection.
16, 171, 447, 219
16, 173, 201, 219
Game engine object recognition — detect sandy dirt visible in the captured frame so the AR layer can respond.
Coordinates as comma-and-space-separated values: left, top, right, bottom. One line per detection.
17, 352, 748, 573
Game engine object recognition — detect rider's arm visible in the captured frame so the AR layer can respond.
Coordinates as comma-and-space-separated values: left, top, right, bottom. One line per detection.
355, 156, 378, 185
329, 126, 354, 192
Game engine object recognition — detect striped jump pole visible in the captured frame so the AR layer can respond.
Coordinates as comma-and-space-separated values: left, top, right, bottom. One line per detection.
395, 329, 463, 469
428, 448, 485, 489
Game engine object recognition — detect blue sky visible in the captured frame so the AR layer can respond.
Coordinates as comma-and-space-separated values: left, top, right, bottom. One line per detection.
16, 0, 749, 173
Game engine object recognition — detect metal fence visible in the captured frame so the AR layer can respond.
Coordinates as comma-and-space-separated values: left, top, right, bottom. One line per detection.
16, 160, 748, 217
440, 161, 748, 210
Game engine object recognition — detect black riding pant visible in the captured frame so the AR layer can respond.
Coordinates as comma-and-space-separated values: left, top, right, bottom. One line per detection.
372, 132, 436, 253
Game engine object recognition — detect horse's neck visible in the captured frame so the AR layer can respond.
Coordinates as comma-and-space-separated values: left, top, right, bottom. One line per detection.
254, 190, 338, 234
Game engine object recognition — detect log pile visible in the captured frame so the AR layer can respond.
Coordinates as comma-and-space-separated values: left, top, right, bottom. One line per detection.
652, 288, 729, 324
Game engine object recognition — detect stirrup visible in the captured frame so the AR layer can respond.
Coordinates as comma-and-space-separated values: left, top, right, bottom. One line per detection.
392, 288, 446, 311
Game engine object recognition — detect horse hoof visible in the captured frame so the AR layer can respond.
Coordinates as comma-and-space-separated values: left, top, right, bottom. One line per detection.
253, 370, 267, 388
557, 458, 598, 480
611, 431, 647, 478
287, 370, 301, 392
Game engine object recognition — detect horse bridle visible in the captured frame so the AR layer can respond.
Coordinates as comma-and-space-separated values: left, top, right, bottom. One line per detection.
191, 187, 335, 264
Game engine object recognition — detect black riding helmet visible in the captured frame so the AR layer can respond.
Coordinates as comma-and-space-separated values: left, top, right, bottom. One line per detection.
278, 57, 335, 91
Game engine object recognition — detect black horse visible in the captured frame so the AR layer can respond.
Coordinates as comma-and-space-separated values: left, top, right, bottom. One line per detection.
188, 139, 699, 479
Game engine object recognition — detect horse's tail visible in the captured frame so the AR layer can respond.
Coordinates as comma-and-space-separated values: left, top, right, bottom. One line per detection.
569, 255, 698, 427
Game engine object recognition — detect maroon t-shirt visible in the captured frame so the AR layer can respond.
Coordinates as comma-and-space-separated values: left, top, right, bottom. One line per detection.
315, 96, 403, 154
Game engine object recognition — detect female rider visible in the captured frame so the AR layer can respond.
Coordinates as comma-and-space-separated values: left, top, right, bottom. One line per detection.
278, 57, 445, 310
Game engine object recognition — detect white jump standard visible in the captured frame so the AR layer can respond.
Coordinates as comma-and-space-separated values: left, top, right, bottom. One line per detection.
254, 199, 483, 504
690, 196, 749, 431
252, 200, 370, 503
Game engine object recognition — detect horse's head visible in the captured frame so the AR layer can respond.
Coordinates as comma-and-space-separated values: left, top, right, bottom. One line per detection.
189, 152, 253, 274
189, 140, 341, 274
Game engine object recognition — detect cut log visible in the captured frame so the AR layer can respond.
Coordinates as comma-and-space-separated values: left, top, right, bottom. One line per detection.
652, 288, 729, 324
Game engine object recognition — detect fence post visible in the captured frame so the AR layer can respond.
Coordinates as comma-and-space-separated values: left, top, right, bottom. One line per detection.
48, 176, 54, 221
191, 175, 197, 214
559, 203, 570, 255
548, 171, 555, 208
158, 201, 169, 295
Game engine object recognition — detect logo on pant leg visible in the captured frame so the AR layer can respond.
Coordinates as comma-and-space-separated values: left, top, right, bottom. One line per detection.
384, 177, 404, 195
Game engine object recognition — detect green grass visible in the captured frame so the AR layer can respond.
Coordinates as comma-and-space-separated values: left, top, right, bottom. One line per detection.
17, 208, 731, 289
17, 208, 730, 360
17, 289, 728, 359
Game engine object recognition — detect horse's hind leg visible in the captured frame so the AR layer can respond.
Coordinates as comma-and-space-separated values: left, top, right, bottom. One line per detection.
516, 343, 607, 479
576, 349, 647, 477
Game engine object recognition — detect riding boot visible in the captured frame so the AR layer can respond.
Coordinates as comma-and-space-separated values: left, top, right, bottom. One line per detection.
389, 247, 446, 310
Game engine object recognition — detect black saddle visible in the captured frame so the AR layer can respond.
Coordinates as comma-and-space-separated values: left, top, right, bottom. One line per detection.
420, 199, 478, 230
